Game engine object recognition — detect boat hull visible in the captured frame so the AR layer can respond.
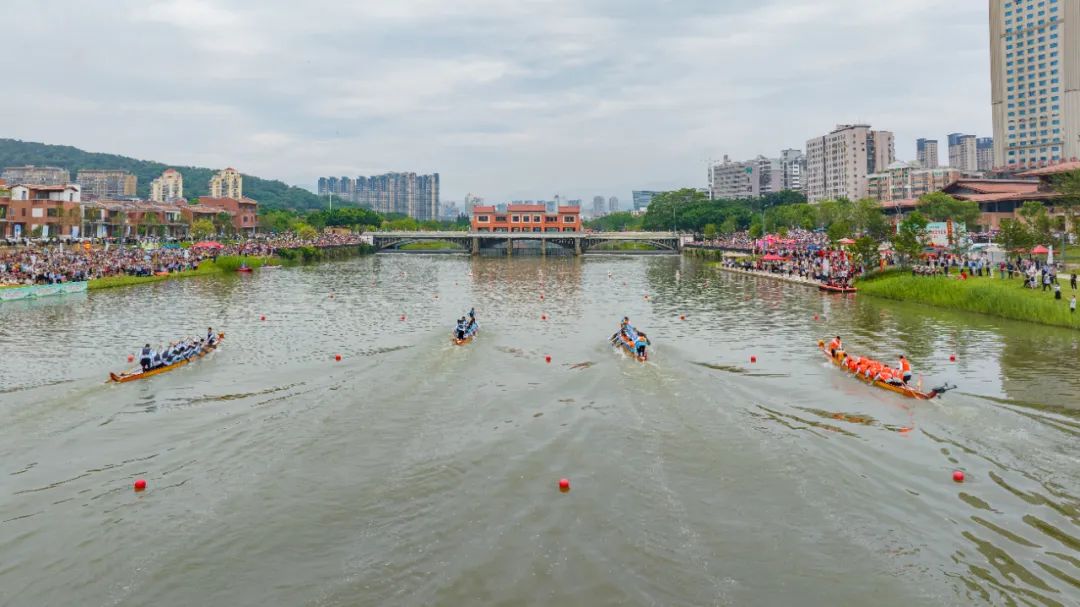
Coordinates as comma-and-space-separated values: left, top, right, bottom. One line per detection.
820, 345, 936, 400
452, 326, 478, 346
110, 333, 224, 383
819, 284, 857, 293
614, 333, 648, 362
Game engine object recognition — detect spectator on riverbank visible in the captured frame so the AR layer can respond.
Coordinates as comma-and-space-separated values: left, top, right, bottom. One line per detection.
0, 231, 369, 285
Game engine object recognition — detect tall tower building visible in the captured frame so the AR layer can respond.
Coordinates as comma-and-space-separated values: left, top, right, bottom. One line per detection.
976, 137, 995, 171
990, 0, 1079, 169
209, 167, 243, 199
916, 139, 940, 168
779, 149, 806, 193
948, 133, 979, 171
592, 195, 606, 217
149, 169, 184, 202
608, 196, 619, 213
805, 124, 895, 203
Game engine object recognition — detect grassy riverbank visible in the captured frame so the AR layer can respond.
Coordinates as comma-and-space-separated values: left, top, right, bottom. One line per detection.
857, 270, 1080, 330
87, 255, 280, 290
399, 240, 462, 251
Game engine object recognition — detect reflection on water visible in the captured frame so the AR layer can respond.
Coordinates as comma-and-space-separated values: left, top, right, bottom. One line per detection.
0, 254, 1077, 606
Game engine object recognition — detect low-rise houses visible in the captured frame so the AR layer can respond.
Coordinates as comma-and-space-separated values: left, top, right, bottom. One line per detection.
0, 183, 258, 240
471, 204, 581, 232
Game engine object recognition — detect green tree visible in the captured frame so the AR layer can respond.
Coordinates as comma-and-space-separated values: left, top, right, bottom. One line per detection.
295, 223, 318, 240
827, 219, 852, 243
1051, 170, 1080, 239
748, 222, 763, 239
720, 216, 738, 235
917, 192, 981, 228
997, 218, 1034, 253
191, 219, 215, 240
1018, 200, 1053, 245
893, 211, 929, 265
849, 236, 880, 272
585, 212, 644, 232
702, 223, 717, 239
214, 212, 233, 237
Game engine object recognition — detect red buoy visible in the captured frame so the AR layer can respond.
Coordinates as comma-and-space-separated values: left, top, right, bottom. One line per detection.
541, 314, 547, 320
750, 355, 757, 363
400, 315, 406, 321
260, 315, 266, 321
558, 478, 570, 492
813, 314, 819, 321
540, 294, 545, 300
334, 354, 342, 362
950, 354, 957, 362
545, 355, 551, 364
953, 470, 965, 483
127, 354, 134, 363
133, 479, 146, 491
679, 315, 686, 321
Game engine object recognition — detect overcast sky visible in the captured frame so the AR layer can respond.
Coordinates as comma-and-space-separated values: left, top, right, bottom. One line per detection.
5, 0, 990, 204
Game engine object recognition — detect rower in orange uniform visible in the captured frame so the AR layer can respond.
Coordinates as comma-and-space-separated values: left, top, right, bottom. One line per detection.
899, 355, 912, 384
828, 336, 843, 358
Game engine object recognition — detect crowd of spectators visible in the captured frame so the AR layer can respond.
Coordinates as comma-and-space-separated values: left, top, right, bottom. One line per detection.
698, 229, 829, 252
706, 230, 856, 287
0, 232, 369, 286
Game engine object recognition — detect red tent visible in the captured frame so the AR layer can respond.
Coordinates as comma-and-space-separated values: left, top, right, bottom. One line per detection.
193, 241, 224, 249
761, 254, 787, 261
1031, 245, 1050, 254
837, 238, 856, 245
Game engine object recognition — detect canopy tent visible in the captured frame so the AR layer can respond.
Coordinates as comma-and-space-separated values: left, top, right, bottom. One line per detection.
761, 254, 788, 261
837, 238, 856, 245
1031, 245, 1050, 254
193, 241, 224, 249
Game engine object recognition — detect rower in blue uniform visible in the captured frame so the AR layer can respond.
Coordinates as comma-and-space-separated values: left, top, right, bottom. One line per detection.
139, 344, 154, 371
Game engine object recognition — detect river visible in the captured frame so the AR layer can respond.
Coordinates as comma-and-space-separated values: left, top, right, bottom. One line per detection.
1, 254, 1078, 607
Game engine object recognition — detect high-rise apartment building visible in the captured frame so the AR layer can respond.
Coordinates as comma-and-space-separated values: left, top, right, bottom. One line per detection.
334, 172, 440, 220
150, 169, 184, 202
779, 149, 806, 193
804, 124, 895, 202
867, 162, 962, 202
632, 191, 662, 211
591, 195, 606, 218
916, 139, 940, 168
1, 165, 70, 185
948, 133, 979, 171
990, 0, 1079, 169
608, 196, 619, 213
709, 155, 783, 200
977, 137, 995, 171
209, 167, 243, 199
77, 170, 136, 200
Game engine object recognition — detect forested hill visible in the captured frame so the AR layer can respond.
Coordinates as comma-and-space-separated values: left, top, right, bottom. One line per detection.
0, 138, 325, 211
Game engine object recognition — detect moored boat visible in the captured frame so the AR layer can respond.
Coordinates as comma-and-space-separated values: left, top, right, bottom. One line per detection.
819, 282, 857, 293
109, 333, 224, 383
237, 266, 253, 273
819, 342, 951, 400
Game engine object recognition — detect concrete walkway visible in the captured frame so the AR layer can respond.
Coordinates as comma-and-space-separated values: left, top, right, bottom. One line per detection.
714, 264, 829, 289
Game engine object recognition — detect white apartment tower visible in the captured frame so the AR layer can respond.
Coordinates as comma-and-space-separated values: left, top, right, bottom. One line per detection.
209, 167, 243, 199
990, 0, 1080, 168
150, 169, 184, 202
804, 124, 895, 203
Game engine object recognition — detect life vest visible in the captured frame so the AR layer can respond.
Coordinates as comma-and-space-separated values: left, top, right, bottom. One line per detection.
900, 358, 911, 373
140, 347, 152, 360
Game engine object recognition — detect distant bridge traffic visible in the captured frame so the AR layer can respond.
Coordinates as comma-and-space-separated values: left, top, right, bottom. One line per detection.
370, 231, 686, 255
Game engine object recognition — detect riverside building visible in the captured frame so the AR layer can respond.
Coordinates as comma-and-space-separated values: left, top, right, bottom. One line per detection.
990, 0, 1079, 169
805, 124, 895, 202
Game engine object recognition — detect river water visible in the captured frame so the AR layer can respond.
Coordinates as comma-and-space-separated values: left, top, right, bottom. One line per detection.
1, 254, 1078, 607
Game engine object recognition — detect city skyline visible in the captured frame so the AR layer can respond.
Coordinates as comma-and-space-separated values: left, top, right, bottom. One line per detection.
4, 1, 991, 202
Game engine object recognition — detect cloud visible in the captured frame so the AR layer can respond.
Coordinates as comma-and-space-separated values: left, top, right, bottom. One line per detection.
4, 0, 992, 202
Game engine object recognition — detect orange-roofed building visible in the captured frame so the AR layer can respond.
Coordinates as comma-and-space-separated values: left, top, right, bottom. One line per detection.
197, 196, 258, 234
471, 204, 581, 233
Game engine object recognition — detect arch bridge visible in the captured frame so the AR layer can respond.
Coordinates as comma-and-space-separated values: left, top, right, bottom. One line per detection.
370, 231, 684, 255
